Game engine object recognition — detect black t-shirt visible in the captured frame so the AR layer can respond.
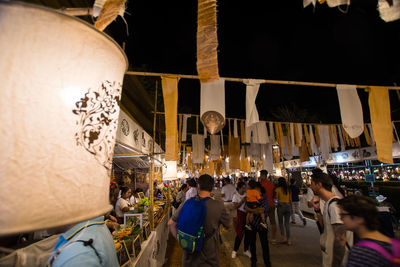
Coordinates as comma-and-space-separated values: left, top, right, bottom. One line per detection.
290, 185, 300, 202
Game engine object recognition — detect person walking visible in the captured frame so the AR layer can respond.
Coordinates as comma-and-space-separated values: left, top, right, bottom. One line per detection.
275, 177, 292, 245
231, 182, 251, 259
337, 195, 398, 267
290, 178, 307, 226
168, 174, 231, 267
260, 170, 277, 241
222, 177, 237, 219
311, 172, 351, 267
245, 183, 271, 267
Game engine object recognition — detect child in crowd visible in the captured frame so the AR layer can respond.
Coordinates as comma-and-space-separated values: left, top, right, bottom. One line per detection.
245, 180, 267, 230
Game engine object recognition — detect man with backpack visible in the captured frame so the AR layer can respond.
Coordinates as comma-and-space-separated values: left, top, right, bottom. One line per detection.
168, 174, 232, 266
310, 172, 352, 267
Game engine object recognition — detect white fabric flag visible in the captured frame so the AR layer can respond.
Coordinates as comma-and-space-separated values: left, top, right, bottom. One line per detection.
368, 123, 376, 145
234, 119, 238, 138
337, 84, 364, 138
393, 122, 400, 144
303, 0, 317, 7
296, 123, 303, 143
282, 137, 293, 160
332, 127, 339, 150
290, 123, 295, 151
251, 122, 269, 144
221, 129, 224, 147
378, 0, 400, 22
182, 115, 191, 142
246, 125, 253, 143
250, 143, 261, 161
192, 134, 204, 164
327, 0, 350, 7
318, 125, 331, 161
309, 125, 319, 156
182, 144, 186, 165
269, 122, 275, 143
337, 125, 346, 152
245, 79, 261, 127
210, 135, 221, 160
262, 144, 273, 173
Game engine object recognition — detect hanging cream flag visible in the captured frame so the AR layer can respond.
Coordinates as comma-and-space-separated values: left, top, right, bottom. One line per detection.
326, 0, 350, 7
162, 76, 179, 161
182, 114, 191, 142
337, 84, 364, 138
261, 144, 273, 173
309, 125, 319, 156
234, 119, 238, 138
200, 79, 225, 134
210, 134, 221, 161
369, 86, 393, 164
304, 0, 317, 7
318, 125, 331, 161
197, 0, 219, 82
255, 121, 269, 144
192, 134, 205, 164
368, 123, 376, 145
378, 0, 400, 22
244, 79, 261, 127
336, 125, 345, 151
269, 122, 275, 143
0, 1, 127, 235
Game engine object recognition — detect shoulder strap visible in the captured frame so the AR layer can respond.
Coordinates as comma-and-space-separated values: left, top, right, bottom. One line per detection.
201, 197, 211, 203
327, 197, 339, 219
356, 240, 394, 263
391, 238, 400, 260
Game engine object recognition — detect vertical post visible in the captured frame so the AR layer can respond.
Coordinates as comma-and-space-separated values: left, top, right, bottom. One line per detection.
149, 80, 158, 231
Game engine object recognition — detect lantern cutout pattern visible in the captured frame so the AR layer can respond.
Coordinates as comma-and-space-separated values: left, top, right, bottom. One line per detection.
0, 2, 127, 236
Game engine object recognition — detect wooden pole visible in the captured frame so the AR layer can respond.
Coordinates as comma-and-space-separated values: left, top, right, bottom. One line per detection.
149, 80, 158, 231
125, 70, 400, 90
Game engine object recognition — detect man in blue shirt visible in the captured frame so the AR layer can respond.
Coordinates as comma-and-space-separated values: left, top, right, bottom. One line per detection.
47, 216, 118, 267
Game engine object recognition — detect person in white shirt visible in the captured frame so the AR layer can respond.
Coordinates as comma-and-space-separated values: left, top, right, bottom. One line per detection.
310, 172, 352, 267
185, 178, 198, 201
115, 186, 132, 223
129, 188, 142, 206
231, 182, 251, 259
221, 178, 236, 204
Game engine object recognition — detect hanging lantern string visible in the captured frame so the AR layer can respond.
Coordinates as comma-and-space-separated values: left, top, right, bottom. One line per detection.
126, 70, 400, 90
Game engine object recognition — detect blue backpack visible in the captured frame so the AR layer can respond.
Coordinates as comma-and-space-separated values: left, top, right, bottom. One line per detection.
177, 197, 210, 253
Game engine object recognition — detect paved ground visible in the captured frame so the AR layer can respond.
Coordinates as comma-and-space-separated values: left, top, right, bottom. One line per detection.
164, 189, 322, 267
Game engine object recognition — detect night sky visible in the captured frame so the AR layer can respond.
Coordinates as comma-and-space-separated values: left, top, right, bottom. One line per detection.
107, 0, 400, 124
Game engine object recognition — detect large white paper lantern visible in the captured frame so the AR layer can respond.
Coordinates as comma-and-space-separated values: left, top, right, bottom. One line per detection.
0, 2, 128, 235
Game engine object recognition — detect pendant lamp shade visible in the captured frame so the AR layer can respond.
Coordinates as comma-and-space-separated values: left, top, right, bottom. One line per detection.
0, 2, 127, 235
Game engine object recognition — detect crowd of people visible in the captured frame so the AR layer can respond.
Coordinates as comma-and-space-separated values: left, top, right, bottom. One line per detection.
169, 169, 400, 267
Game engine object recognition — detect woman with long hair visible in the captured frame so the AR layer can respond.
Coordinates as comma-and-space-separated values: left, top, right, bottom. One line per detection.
275, 177, 292, 245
